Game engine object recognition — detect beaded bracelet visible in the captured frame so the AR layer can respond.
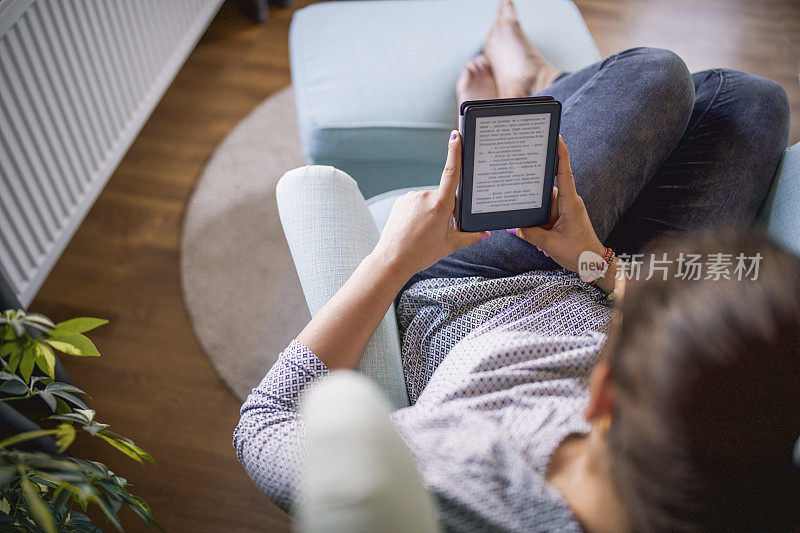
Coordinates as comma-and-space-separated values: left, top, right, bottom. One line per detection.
588, 247, 615, 286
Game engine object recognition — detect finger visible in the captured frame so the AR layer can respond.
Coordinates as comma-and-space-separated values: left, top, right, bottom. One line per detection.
556, 135, 578, 199
437, 131, 462, 202
516, 225, 552, 249
543, 186, 559, 229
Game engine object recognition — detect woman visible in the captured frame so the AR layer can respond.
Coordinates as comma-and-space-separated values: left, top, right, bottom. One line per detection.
234, 1, 798, 530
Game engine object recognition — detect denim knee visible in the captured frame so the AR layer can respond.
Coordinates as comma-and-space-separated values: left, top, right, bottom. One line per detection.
719, 70, 791, 148
612, 47, 695, 130
621, 48, 694, 107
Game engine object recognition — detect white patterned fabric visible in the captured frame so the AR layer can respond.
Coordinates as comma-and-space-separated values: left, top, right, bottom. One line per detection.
234, 268, 613, 531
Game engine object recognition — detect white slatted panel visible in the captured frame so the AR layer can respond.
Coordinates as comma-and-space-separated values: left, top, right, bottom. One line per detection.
0, 0, 223, 306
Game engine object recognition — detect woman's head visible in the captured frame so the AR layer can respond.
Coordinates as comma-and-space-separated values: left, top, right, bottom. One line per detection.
595, 228, 800, 531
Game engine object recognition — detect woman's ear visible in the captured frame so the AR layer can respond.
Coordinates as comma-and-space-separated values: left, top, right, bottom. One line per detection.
584, 361, 615, 422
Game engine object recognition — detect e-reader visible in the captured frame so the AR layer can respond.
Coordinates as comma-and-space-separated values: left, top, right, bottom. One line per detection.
456, 96, 561, 232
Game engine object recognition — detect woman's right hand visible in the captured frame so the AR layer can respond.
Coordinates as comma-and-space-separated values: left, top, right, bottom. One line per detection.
511, 136, 605, 274
372, 131, 489, 279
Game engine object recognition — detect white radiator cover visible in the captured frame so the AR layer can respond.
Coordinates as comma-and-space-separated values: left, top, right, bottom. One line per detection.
0, 0, 223, 306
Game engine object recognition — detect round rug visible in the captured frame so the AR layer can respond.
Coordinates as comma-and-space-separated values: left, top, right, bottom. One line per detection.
181, 87, 309, 402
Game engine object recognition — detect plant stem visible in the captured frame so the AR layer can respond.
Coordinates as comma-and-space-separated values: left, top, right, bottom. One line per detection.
0, 395, 32, 402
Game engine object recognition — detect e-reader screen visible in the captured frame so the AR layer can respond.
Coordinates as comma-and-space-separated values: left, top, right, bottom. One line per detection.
470, 113, 551, 214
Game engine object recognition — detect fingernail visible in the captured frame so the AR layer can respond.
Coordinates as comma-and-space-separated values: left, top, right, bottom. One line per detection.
480, 234, 490, 241
450, 130, 458, 141
506, 228, 517, 235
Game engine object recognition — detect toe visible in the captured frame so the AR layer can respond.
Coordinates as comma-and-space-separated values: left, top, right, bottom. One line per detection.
498, 0, 517, 22
475, 54, 492, 72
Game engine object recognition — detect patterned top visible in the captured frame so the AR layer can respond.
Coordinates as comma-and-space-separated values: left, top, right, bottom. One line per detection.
234, 270, 613, 531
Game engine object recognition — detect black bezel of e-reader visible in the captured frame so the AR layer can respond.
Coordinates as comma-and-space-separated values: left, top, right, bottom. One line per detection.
456, 96, 561, 232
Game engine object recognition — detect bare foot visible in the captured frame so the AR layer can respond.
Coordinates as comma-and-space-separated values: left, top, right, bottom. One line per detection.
456, 54, 499, 107
483, 0, 562, 98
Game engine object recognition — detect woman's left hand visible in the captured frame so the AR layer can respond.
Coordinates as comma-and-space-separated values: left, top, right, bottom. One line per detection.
373, 131, 490, 278
512, 136, 605, 273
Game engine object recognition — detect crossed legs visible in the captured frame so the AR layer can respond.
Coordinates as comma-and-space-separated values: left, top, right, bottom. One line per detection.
412, 4, 790, 284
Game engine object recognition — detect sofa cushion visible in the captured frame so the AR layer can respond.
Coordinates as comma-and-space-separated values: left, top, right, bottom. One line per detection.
759, 143, 800, 257
290, 0, 600, 198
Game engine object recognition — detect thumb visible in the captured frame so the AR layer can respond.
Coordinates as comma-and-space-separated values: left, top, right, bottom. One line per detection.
455, 230, 491, 248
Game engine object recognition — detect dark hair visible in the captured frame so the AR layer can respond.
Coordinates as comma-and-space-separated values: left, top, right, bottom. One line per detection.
603, 228, 800, 531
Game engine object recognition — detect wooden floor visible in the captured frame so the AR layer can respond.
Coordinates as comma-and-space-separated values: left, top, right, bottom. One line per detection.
577, 0, 800, 144
29, 0, 799, 531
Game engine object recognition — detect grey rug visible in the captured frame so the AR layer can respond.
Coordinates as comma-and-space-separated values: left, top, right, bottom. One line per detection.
181, 87, 309, 402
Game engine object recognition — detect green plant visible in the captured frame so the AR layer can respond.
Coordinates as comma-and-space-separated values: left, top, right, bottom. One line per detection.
0, 310, 161, 532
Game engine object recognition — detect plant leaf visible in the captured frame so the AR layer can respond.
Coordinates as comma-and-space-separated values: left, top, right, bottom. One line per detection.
11, 321, 25, 338
30, 375, 50, 386
24, 313, 55, 329
54, 424, 76, 452
19, 344, 36, 383
51, 410, 108, 435
26, 474, 58, 490
21, 477, 56, 533
53, 485, 71, 511
45, 333, 100, 357
2, 340, 25, 373
33, 342, 55, 378
51, 318, 107, 335
8, 348, 23, 373
50, 412, 95, 426
96, 433, 155, 465
45, 382, 87, 395
126, 493, 163, 531
1, 326, 15, 341
37, 390, 57, 412
54, 396, 72, 415
0, 429, 58, 449
0, 377, 28, 396
50, 391, 89, 410
0, 465, 17, 487
65, 511, 97, 533
25, 321, 52, 334
88, 491, 122, 532
0, 340, 20, 359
